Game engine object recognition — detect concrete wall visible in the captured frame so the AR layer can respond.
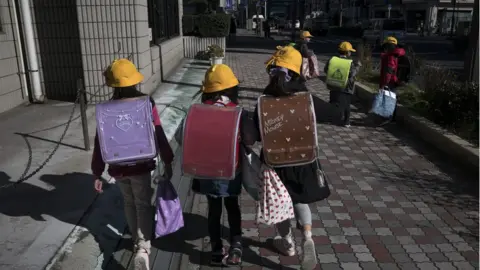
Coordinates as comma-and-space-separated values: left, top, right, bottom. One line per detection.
135, 0, 184, 94
76, 0, 184, 101
0, 1, 25, 114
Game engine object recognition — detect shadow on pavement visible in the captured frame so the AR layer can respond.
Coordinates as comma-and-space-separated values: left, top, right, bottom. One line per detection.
311, 94, 338, 125
152, 212, 209, 266
0, 172, 126, 270
152, 213, 293, 269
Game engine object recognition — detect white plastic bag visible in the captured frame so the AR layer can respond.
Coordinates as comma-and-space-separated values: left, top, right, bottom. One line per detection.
256, 169, 295, 225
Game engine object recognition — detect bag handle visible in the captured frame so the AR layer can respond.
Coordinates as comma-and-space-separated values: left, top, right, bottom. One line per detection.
153, 154, 170, 184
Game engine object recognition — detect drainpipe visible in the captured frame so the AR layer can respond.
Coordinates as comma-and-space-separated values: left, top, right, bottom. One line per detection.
10, 0, 29, 101
18, 0, 43, 103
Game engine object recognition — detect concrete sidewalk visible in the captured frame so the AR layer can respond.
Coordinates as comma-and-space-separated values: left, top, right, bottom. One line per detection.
0, 59, 207, 270
0, 95, 99, 270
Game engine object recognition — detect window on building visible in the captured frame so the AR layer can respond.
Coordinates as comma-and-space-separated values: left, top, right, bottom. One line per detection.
148, 0, 180, 44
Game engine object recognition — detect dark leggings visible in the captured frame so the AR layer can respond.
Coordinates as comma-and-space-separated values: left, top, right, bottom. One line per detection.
207, 196, 242, 246
339, 92, 352, 125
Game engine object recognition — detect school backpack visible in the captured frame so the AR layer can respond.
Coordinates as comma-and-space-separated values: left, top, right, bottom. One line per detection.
397, 55, 411, 83
257, 92, 318, 167
181, 100, 243, 180
95, 96, 157, 165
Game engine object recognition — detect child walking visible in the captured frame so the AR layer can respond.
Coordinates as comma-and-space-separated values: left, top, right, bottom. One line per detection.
182, 64, 251, 266
324, 41, 359, 127
257, 46, 331, 270
91, 59, 174, 270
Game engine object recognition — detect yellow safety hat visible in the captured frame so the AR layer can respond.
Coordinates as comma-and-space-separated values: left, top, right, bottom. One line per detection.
300, 30, 314, 39
338, 41, 356, 52
383, 36, 398, 45
265, 45, 302, 75
104, 59, 144, 88
202, 64, 239, 94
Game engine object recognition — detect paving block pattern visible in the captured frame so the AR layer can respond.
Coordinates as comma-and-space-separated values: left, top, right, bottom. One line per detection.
180, 50, 479, 270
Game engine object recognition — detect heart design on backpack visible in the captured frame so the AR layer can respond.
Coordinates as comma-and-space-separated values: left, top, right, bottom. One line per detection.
116, 114, 133, 132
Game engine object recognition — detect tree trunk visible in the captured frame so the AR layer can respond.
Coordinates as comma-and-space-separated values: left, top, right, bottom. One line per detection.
464, 0, 479, 82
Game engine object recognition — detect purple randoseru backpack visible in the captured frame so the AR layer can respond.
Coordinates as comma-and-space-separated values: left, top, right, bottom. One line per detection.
95, 96, 157, 165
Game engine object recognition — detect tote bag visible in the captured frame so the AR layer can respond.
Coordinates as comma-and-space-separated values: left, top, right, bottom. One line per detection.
370, 88, 397, 118
154, 177, 184, 238
256, 169, 295, 225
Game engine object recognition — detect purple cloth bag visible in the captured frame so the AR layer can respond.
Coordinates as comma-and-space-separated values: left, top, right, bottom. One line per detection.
155, 179, 184, 238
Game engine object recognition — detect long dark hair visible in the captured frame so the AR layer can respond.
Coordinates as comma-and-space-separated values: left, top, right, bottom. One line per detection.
201, 86, 239, 104
264, 68, 299, 97
112, 86, 146, 100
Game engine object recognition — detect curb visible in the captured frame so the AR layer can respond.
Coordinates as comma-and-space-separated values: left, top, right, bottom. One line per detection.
354, 82, 479, 170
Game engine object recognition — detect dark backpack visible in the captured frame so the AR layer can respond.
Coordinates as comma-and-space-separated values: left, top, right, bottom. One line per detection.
397, 55, 411, 83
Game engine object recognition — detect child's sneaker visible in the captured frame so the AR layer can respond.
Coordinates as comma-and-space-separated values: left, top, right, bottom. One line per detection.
210, 246, 227, 266
301, 231, 317, 270
133, 249, 150, 270
272, 235, 295, 256
226, 242, 243, 265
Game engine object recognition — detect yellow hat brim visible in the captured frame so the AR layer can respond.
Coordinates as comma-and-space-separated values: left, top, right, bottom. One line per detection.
107, 71, 144, 88
202, 78, 239, 94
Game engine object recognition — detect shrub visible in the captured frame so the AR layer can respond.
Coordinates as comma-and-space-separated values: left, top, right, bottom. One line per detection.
182, 14, 231, 37
195, 50, 210, 60
356, 42, 374, 75
420, 65, 479, 143
197, 14, 231, 37
207, 44, 224, 57
328, 26, 364, 38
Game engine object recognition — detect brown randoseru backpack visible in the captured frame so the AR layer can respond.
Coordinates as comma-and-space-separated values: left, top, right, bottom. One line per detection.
258, 92, 318, 167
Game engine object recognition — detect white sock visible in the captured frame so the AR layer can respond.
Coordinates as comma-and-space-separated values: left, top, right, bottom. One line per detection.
304, 230, 312, 239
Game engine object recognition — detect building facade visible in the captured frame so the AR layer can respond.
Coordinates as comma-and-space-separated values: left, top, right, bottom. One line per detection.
0, 0, 184, 114
366, 0, 474, 33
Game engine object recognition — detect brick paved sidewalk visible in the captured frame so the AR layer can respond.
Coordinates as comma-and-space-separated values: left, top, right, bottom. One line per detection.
180, 51, 479, 270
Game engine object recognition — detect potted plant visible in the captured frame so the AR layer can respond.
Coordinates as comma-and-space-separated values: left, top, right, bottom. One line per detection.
207, 44, 224, 65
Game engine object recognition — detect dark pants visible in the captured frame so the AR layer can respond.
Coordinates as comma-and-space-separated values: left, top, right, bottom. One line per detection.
339, 92, 352, 125
207, 196, 242, 247
264, 30, 270, 38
